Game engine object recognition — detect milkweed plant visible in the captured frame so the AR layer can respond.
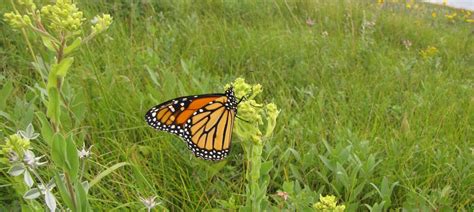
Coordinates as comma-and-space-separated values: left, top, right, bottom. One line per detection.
225, 78, 280, 210
2, 0, 125, 211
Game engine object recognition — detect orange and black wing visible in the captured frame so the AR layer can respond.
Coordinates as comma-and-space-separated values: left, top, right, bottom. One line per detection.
145, 89, 238, 160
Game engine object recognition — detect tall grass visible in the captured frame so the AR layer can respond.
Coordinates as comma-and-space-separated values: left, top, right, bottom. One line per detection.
1, 0, 473, 210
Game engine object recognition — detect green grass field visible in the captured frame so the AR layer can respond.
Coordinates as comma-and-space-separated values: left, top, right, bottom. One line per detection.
1, 0, 473, 211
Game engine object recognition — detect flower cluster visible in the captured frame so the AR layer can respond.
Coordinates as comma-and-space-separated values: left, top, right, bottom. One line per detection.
17, 0, 36, 10
444, 12, 457, 22
419, 46, 439, 59
40, 0, 85, 33
1, 134, 31, 160
313, 195, 346, 212
3, 12, 31, 29
227, 78, 279, 145
91, 14, 113, 34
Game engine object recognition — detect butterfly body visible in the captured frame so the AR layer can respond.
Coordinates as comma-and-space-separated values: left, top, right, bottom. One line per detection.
145, 88, 238, 160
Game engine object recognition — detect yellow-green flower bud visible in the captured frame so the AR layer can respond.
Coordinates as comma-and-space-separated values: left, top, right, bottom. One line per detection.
227, 78, 252, 99
91, 14, 113, 34
234, 100, 263, 143
228, 78, 279, 145
249, 84, 263, 99
419, 46, 438, 59
249, 135, 261, 145
40, 0, 86, 33
264, 103, 279, 137
41, 5, 51, 15
3, 12, 31, 29
1, 134, 31, 159
18, 0, 37, 10
313, 195, 346, 212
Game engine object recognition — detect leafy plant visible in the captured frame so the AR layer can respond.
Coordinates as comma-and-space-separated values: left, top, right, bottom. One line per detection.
1, 0, 124, 211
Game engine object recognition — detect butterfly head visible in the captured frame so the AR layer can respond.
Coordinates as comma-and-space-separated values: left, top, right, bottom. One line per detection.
225, 87, 238, 111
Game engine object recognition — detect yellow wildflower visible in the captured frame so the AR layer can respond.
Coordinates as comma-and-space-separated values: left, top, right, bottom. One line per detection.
91, 14, 113, 34
432, 12, 437, 18
1, 134, 31, 159
227, 78, 279, 144
18, 0, 36, 10
40, 0, 86, 33
3, 12, 31, 29
419, 46, 439, 59
313, 195, 346, 212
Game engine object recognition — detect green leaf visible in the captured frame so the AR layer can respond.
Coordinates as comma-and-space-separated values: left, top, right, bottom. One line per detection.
89, 162, 129, 188
51, 133, 66, 168
75, 181, 89, 212
64, 37, 82, 55
54, 173, 74, 210
282, 181, 294, 193
0, 81, 13, 110
8, 164, 25, 176
23, 188, 41, 200
24, 170, 34, 187
70, 91, 87, 123
47, 66, 58, 90
260, 161, 273, 176
44, 190, 57, 211
65, 135, 79, 179
55, 57, 74, 78
46, 88, 61, 125
37, 112, 54, 145
40, 35, 57, 52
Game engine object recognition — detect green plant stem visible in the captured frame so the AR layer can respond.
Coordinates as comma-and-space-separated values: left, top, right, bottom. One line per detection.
64, 172, 77, 210
9, 0, 38, 64
30, 168, 65, 210
243, 141, 264, 210
79, 159, 86, 181
29, 168, 46, 191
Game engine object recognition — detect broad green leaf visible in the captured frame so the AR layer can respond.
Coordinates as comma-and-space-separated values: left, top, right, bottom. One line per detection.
319, 155, 334, 171
70, 92, 87, 123
8, 164, 25, 176
37, 112, 54, 145
55, 57, 74, 78
40, 35, 57, 52
45, 190, 57, 211
282, 181, 294, 193
364, 201, 385, 212
64, 135, 79, 179
54, 173, 74, 209
46, 88, 61, 125
0, 81, 13, 110
82, 181, 90, 194
47, 66, 58, 90
23, 188, 41, 200
75, 181, 89, 212
18, 123, 40, 140
90, 162, 129, 188
260, 161, 273, 176
51, 134, 66, 168
24, 170, 34, 187
64, 37, 82, 55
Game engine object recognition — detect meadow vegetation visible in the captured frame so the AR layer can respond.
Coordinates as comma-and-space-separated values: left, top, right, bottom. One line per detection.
1, 0, 472, 211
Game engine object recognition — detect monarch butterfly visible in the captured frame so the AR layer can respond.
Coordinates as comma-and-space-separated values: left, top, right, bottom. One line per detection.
145, 87, 239, 160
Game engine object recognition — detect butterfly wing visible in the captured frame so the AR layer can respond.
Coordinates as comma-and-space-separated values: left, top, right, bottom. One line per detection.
145, 92, 237, 160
